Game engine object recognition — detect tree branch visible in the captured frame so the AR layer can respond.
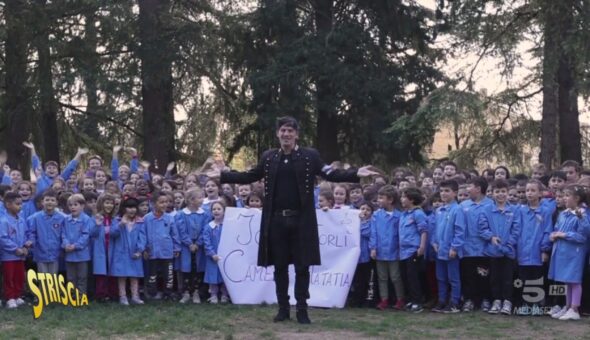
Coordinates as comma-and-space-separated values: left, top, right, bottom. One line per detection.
58, 102, 144, 137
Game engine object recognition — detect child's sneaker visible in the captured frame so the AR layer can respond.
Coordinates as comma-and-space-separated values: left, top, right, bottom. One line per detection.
119, 296, 129, 306
462, 299, 474, 312
548, 305, 562, 317
431, 302, 445, 313
443, 304, 461, 314
192, 292, 201, 304
481, 299, 491, 312
551, 306, 568, 319
130, 296, 145, 305
6, 299, 17, 309
220, 295, 229, 304
488, 300, 501, 314
500, 300, 512, 315
393, 298, 405, 310
559, 308, 580, 321
179, 292, 191, 304
376, 298, 389, 311
410, 304, 423, 313
209, 295, 219, 304
15, 298, 26, 306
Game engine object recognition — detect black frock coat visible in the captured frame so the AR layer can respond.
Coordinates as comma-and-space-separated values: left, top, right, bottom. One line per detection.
220, 146, 359, 266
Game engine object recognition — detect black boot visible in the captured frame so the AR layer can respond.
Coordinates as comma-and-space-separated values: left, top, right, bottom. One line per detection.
296, 308, 311, 324
273, 307, 290, 322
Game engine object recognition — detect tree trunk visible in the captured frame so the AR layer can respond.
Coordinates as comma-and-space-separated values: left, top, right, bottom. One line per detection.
556, 0, 581, 164
80, 9, 101, 140
276, 0, 305, 122
314, 0, 339, 162
138, 0, 176, 174
539, 0, 559, 169
33, 0, 60, 167
4, 0, 32, 173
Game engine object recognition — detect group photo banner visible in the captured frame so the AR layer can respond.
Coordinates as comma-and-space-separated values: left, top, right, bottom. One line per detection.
217, 207, 361, 308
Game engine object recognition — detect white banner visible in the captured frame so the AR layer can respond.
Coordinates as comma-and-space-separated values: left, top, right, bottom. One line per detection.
217, 207, 360, 308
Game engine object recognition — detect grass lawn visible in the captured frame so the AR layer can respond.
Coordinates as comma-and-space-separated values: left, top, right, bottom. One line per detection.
1, 302, 588, 339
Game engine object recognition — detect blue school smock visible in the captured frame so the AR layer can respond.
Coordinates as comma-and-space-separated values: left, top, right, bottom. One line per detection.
111, 157, 139, 188
203, 221, 224, 284
517, 205, 552, 266
461, 197, 494, 257
548, 209, 590, 283
175, 208, 210, 273
358, 219, 371, 264
369, 209, 402, 261
432, 202, 466, 261
91, 217, 117, 275
27, 210, 65, 263
0, 213, 28, 261
540, 198, 557, 216
32, 155, 79, 195
1, 173, 11, 185
143, 212, 180, 260
399, 208, 428, 260
61, 213, 92, 262
109, 218, 146, 278
236, 198, 245, 208
479, 203, 520, 259
0, 202, 6, 217
425, 212, 436, 261
21, 199, 38, 220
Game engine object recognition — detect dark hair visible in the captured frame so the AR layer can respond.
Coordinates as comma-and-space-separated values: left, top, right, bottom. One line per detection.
492, 179, 510, 190
467, 176, 488, 194
360, 202, 376, 212
494, 166, 510, 179
151, 191, 168, 203
349, 183, 362, 191
468, 169, 479, 177
276, 116, 299, 131
4, 191, 21, 204
550, 171, 567, 182
439, 179, 459, 192
220, 193, 236, 207
377, 185, 398, 202
82, 190, 99, 202
319, 190, 335, 203
513, 173, 529, 181
246, 191, 263, 206
429, 191, 442, 204
42, 189, 58, 199
119, 197, 139, 216
561, 160, 581, 172
443, 161, 458, 171
564, 184, 587, 205
402, 187, 424, 205
0, 185, 12, 198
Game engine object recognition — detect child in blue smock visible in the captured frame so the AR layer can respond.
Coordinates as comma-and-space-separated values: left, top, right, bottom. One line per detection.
515, 179, 552, 315
176, 188, 210, 304
349, 202, 374, 307
27, 190, 65, 274
110, 197, 146, 305
369, 185, 405, 310
479, 179, 520, 315
91, 193, 119, 301
399, 187, 428, 313
548, 185, 590, 321
143, 192, 180, 300
0, 193, 29, 309
431, 180, 465, 314
61, 194, 93, 295
203, 200, 229, 304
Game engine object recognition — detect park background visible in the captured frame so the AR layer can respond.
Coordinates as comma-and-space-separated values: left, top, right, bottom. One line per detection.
1, 0, 589, 174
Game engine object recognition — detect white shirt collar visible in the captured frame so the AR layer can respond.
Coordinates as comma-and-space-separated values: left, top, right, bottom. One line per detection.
182, 207, 205, 215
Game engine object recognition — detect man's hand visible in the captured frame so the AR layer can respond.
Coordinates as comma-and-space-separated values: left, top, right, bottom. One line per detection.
357, 165, 382, 178
166, 162, 175, 172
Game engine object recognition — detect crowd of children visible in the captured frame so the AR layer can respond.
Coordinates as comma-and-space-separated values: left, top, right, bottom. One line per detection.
1, 141, 590, 321
341, 160, 590, 321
